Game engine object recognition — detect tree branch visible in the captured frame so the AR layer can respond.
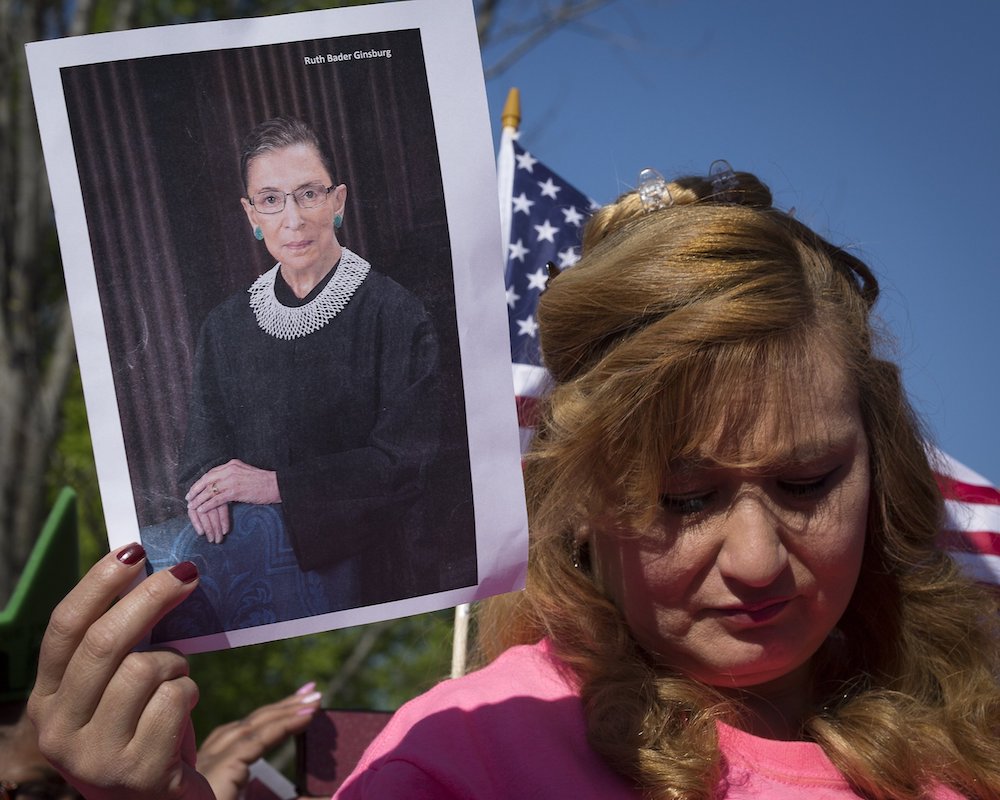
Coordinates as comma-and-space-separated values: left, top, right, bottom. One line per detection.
482, 0, 618, 80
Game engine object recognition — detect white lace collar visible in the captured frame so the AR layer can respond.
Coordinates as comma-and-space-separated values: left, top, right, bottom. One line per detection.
247, 248, 370, 340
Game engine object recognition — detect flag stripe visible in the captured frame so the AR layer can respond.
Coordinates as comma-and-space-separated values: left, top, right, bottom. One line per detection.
518, 427, 536, 454
928, 446, 995, 487
938, 529, 1000, 557
512, 363, 552, 399
515, 396, 541, 429
942, 499, 1000, 536
936, 474, 1000, 506
948, 552, 1000, 585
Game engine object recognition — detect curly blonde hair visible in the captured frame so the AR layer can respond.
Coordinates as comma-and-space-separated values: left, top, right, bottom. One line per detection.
477, 171, 1000, 799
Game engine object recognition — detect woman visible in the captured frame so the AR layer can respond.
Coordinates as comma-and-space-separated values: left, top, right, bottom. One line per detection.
141, 117, 442, 626
29, 167, 1000, 798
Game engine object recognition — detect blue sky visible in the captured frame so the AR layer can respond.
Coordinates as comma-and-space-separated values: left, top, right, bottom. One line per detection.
483, 0, 1000, 482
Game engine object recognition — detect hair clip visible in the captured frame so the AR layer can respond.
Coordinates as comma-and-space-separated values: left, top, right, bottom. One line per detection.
637, 168, 673, 213
709, 159, 738, 202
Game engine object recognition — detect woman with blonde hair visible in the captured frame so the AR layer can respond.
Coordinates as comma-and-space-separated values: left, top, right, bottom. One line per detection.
27, 166, 1000, 799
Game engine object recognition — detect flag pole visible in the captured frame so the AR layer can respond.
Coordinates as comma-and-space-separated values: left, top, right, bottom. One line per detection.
496, 87, 520, 261
450, 601, 470, 679
450, 87, 522, 681
501, 86, 521, 130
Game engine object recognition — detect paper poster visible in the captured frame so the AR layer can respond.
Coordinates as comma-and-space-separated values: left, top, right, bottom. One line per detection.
26, 0, 527, 653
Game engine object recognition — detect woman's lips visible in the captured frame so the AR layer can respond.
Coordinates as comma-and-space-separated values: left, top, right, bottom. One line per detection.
712, 597, 794, 626
284, 240, 313, 251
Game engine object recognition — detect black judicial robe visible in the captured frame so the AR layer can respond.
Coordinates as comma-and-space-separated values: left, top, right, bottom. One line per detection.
178, 263, 441, 578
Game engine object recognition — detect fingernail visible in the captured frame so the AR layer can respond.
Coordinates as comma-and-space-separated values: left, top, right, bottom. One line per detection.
296, 681, 317, 696
169, 561, 199, 583
117, 543, 146, 565
297, 706, 318, 716
299, 691, 322, 705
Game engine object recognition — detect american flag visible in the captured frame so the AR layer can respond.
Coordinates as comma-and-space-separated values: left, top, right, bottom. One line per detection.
496, 130, 1000, 586
497, 132, 596, 451
930, 448, 1000, 584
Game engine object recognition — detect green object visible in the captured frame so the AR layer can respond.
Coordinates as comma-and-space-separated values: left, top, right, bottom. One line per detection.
0, 487, 79, 702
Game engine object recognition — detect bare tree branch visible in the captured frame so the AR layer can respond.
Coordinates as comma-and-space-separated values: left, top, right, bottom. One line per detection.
475, 0, 501, 43
322, 621, 392, 703
481, 0, 618, 80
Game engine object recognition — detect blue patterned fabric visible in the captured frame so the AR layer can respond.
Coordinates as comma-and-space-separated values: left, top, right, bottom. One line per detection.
141, 503, 359, 643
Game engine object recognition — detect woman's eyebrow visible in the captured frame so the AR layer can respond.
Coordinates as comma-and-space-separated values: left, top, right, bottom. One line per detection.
253, 180, 324, 192
669, 434, 858, 474
664, 458, 716, 478
784, 434, 858, 465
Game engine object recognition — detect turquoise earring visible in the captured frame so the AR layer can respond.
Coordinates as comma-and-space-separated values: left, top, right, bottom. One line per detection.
334, 213, 343, 229
254, 225, 264, 240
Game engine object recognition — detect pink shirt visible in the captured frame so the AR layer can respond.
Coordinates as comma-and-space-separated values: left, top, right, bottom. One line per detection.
335, 641, 964, 799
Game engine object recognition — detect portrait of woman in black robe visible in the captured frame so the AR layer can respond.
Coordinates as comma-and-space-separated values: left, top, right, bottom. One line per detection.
141, 117, 442, 637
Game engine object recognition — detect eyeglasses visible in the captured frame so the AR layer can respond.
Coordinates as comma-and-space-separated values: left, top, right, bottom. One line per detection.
248, 183, 334, 214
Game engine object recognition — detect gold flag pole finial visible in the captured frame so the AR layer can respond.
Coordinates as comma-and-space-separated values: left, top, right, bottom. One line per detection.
501, 87, 521, 131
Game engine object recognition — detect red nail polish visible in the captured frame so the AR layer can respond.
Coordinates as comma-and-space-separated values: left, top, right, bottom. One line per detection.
117, 543, 146, 565
169, 561, 199, 584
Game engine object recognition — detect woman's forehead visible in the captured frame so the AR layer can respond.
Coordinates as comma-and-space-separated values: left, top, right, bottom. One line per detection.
246, 143, 326, 186
673, 346, 862, 469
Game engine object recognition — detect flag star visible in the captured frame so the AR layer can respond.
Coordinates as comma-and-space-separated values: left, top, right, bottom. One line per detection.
558, 247, 581, 268
534, 219, 559, 243
517, 315, 540, 338
508, 238, 529, 262
526, 267, 549, 291
506, 284, 521, 308
537, 178, 561, 199
561, 205, 584, 226
516, 151, 538, 172
512, 192, 535, 215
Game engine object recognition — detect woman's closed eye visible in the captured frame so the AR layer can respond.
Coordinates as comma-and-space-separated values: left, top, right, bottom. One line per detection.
660, 465, 844, 514
660, 490, 716, 515
777, 467, 841, 500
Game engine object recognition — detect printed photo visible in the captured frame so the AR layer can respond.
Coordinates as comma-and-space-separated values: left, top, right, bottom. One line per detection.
27, 1, 528, 652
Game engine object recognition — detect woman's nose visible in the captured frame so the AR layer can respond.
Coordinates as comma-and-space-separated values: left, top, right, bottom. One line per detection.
715, 495, 789, 587
281, 196, 305, 226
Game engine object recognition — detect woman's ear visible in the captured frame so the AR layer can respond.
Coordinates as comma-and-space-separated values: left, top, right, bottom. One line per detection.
240, 195, 257, 231
332, 184, 348, 215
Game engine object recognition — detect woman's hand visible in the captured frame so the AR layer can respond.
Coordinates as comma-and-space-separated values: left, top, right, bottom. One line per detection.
188, 503, 231, 544
186, 460, 280, 534
27, 545, 212, 800
196, 683, 322, 800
